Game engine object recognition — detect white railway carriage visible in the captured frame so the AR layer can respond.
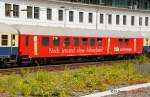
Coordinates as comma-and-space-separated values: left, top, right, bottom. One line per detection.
0, 23, 18, 65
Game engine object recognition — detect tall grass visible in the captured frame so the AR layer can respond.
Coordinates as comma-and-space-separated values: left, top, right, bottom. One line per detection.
0, 62, 148, 97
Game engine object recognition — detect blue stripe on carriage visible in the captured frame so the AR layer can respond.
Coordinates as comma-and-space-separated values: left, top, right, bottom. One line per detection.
144, 46, 150, 53
0, 47, 18, 56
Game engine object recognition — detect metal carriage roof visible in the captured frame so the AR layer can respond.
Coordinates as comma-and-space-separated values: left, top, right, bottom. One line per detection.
0, 23, 18, 34
13, 24, 144, 38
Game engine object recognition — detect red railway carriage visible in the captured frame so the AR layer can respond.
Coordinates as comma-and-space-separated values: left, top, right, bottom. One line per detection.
13, 25, 143, 59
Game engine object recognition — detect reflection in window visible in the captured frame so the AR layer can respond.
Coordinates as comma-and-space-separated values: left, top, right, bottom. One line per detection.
12, 35, 15, 46
82, 38, 87, 46
53, 37, 60, 46
42, 37, 49, 46
64, 38, 70, 46
125, 39, 129, 45
1, 35, 8, 46
73, 38, 79, 46
25, 36, 29, 47
118, 39, 123, 46
97, 38, 102, 46
90, 38, 95, 46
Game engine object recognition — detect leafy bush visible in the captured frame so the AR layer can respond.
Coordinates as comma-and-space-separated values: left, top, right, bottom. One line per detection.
0, 62, 148, 97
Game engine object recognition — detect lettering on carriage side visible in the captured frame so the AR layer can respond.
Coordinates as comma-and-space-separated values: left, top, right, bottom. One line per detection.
86, 47, 104, 53
61, 48, 75, 53
49, 48, 60, 53
114, 47, 132, 52
77, 48, 85, 53
120, 48, 132, 52
114, 47, 119, 52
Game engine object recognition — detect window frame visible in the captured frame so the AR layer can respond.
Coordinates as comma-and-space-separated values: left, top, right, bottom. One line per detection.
118, 39, 123, 46
5, 3, 11, 17
82, 38, 88, 46
27, 6, 33, 19
145, 17, 149, 26
73, 37, 79, 46
42, 37, 50, 46
139, 17, 142, 26
123, 15, 126, 25
13, 4, 19, 17
88, 13, 93, 23
1, 35, 8, 46
100, 14, 104, 24
25, 36, 29, 47
90, 38, 96, 46
69, 11, 74, 22
47, 8, 52, 20
97, 38, 102, 46
116, 15, 120, 25
131, 16, 135, 26
58, 10, 63, 21
53, 36, 60, 47
79, 12, 83, 23
64, 37, 70, 47
34, 7, 40, 19
108, 14, 112, 24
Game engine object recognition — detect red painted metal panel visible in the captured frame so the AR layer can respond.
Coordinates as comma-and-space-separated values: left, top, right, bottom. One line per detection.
19, 34, 143, 59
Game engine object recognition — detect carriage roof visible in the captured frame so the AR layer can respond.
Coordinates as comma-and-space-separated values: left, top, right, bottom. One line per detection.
0, 23, 18, 34
13, 24, 144, 38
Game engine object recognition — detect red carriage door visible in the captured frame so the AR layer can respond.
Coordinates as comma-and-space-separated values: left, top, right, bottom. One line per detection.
134, 39, 137, 53
33, 36, 38, 55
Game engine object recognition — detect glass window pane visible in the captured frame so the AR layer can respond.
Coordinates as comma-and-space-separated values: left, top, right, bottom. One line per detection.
1, 35, 8, 46
53, 37, 60, 46
82, 38, 87, 46
64, 38, 70, 46
5, 3, 11, 17
13, 4, 19, 17
125, 39, 129, 45
79, 12, 83, 23
34, 7, 39, 19
118, 39, 123, 46
69, 11, 74, 22
90, 38, 95, 46
27, 6, 32, 18
97, 38, 102, 46
42, 37, 49, 46
25, 36, 29, 46
58, 10, 63, 21
73, 38, 79, 46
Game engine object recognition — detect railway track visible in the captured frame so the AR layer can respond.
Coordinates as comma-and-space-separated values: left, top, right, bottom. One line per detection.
0, 59, 137, 75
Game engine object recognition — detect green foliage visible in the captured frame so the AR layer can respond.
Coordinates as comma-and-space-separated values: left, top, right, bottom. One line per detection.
0, 62, 148, 97
136, 54, 149, 64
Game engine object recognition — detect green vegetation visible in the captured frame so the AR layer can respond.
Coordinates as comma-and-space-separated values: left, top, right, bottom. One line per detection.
136, 54, 149, 64
0, 62, 149, 97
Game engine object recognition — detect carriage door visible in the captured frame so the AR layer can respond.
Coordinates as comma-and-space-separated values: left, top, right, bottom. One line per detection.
134, 39, 137, 52
33, 36, 38, 55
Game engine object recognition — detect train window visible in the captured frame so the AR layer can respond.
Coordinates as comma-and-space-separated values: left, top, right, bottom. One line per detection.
53, 37, 60, 46
90, 38, 95, 46
1, 35, 8, 46
64, 38, 70, 47
11, 35, 15, 46
25, 36, 29, 46
146, 38, 149, 46
73, 38, 79, 46
118, 39, 123, 46
82, 38, 87, 46
97, 38, 102, 46
42, 37, 49, 46
125, 39, 129, 45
